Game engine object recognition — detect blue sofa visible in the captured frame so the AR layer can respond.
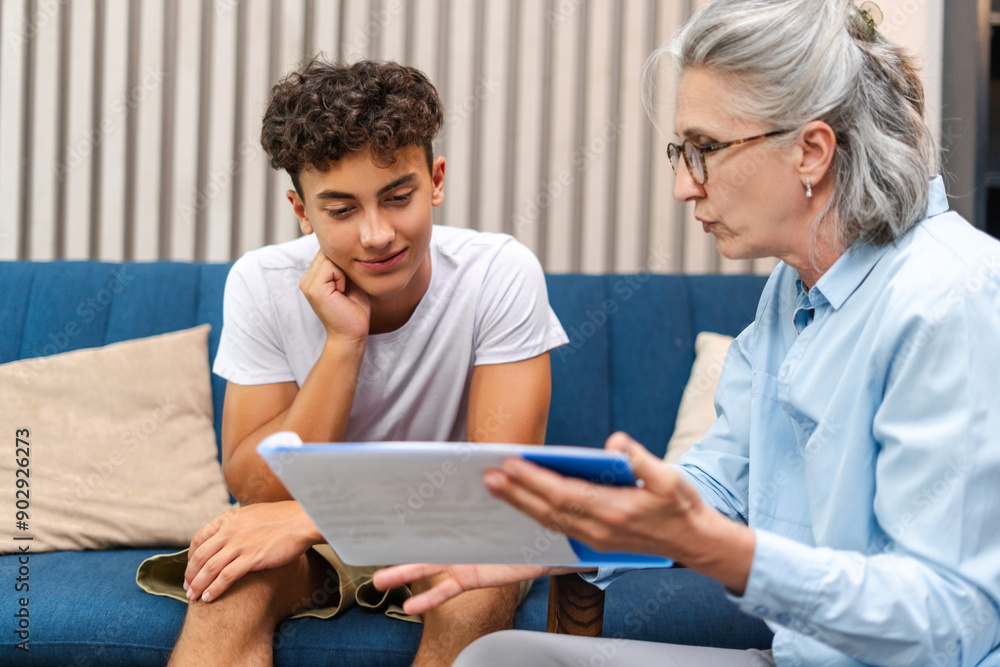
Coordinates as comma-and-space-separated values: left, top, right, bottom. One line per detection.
0, 260, 772, 665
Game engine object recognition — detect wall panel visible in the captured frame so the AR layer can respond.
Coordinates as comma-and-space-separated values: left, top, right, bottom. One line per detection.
0, 0, 942, 276
0, 0, 25, 260
28, 0, 58, 260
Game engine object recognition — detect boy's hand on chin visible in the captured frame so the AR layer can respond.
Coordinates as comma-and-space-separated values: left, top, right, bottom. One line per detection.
301, 250, 371, 342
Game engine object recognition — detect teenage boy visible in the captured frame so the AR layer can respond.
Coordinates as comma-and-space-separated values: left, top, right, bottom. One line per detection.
156, 59, 568, 666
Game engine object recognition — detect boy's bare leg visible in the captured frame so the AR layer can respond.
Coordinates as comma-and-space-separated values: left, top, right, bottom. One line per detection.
168, 550, 335, 667
170, 558, 518, 667
411, 574, 521, 667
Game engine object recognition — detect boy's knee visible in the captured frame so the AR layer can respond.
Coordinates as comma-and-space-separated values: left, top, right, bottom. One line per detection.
185, 555, 316, 630
185, 573, 279, 629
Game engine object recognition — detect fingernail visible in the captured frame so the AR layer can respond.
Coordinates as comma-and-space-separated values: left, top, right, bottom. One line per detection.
201, 591, 212, 602
483, 471, 502, 489
186, 589, 195, 601
182, 580, 189, 591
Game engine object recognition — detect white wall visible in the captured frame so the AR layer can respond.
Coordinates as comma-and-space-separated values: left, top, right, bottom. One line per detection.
0, 0, 945, 274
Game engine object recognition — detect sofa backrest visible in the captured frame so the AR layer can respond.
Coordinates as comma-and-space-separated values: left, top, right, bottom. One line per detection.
1, 261, 231, 450
545, 274, 766, 456
1, 261, 766, 458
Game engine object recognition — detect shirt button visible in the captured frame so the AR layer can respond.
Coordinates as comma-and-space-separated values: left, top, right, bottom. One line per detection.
753, 605, 769, 616
776, 613, 791, 625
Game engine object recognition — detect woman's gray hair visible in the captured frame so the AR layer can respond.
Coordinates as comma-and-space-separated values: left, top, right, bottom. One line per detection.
644, 0, 937, 251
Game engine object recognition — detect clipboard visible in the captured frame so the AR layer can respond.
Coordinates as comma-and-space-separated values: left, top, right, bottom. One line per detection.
258, 432, 673, 568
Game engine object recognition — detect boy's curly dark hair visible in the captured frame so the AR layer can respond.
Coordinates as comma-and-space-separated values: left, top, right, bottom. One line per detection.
260, 58, 444, 198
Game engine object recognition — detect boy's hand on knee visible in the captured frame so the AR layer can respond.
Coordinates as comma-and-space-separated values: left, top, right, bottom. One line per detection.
300, 250, 371, 342
182, 501, 322, 603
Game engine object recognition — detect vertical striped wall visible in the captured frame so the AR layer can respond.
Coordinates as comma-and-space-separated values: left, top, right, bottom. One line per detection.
0, 0, 940, 275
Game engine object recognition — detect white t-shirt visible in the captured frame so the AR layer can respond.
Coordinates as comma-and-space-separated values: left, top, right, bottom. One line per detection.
213, 225, 569, 442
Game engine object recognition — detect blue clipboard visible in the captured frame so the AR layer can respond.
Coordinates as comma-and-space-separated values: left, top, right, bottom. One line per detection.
257, 435, 674, 568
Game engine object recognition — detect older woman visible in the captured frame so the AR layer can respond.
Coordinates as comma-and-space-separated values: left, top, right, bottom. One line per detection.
374, 1, 1000, 665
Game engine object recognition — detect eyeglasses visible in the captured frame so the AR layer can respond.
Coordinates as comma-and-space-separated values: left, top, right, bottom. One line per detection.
667, 130, 792, 186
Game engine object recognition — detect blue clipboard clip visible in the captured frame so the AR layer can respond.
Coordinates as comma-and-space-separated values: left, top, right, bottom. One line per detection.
520, 449, 674, 568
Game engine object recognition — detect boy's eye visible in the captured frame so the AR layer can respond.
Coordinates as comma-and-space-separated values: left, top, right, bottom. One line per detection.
386, 192, 413, 205
326, 207, 353, 219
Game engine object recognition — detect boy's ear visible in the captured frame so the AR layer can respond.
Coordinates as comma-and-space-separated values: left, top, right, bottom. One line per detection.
430, 156, 446, 207
287, 190, 313, 235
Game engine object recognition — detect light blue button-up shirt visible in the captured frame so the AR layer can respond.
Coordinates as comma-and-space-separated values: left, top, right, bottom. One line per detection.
589, 178, 1000, 666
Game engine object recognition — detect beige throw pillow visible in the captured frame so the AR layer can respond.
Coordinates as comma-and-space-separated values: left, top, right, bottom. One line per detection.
0, 325, 231, 553
664, 332, 735, 464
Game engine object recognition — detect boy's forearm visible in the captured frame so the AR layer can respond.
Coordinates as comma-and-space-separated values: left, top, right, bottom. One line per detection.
224, 437, 293, 504
281, 337, 366, 442
226, 338, 367, 504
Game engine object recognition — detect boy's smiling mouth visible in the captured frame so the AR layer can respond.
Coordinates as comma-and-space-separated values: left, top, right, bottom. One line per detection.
357, 248, 407, 271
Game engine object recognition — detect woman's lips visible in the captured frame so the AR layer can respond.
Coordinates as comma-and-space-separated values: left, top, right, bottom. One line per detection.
698, 218, 717, 233
357, 248, 406, 272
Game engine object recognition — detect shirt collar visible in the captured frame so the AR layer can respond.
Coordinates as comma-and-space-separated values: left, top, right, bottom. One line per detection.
925, 175, 948, 218
810, 176, 947, 310
810, 242, 887, 311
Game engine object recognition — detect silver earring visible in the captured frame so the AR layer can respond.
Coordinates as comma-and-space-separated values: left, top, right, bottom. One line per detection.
805, 178, 813, 199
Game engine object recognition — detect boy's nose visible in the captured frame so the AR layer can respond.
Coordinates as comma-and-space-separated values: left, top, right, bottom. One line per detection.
360, 213, 394, 248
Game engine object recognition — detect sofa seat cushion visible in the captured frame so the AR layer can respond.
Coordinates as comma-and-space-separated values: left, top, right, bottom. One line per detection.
0, 550, 770, 664
603, 568, 772, 649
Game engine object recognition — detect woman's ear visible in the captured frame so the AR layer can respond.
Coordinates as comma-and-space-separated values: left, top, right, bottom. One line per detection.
798, 120, 837, 188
